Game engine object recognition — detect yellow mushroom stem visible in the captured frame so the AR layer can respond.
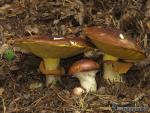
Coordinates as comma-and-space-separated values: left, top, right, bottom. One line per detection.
40, 58, 61, 86
45, 75, 61, 86
103, 54, 124, 83
43, 58, 60, 71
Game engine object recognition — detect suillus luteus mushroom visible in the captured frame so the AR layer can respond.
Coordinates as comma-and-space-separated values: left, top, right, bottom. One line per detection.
69, 59, 100, 92
83, 27, 146, 83
15, 36, 92, 86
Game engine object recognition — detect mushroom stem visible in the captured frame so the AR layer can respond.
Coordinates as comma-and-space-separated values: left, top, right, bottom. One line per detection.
75, 70, 98, 92
103, 63, 124, 83
43, 58, 60, 70
46, 75, 61, 87
43, 58, 61, 86
103, 54, 124, 83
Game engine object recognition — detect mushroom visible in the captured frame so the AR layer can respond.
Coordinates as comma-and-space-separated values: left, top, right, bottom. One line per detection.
72, 87, 85, 96
83, 27, 146, 83
68, 59, 100, 92
15, 36, 92, 86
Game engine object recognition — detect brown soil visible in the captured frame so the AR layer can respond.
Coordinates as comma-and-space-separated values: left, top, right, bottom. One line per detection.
0, 0, 150, 113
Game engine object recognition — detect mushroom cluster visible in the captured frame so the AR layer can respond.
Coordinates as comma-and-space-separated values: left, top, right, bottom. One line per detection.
15, 27, 146, 94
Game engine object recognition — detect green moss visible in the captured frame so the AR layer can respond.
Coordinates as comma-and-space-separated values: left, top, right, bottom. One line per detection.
4, 49, 15, 61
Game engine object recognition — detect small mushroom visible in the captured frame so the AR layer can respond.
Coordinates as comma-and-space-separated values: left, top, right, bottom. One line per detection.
15, 36, 92, 86
69, 59, 100, 92
83, 27, 146, 83
73, 87, 85, 96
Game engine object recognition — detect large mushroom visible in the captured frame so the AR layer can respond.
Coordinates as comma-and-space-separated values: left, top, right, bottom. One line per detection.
83, 27, 146, 83
15, 36, 92, 86
68, 59, 100, 92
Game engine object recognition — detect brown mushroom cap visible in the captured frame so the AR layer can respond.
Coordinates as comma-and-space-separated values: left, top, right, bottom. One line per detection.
83, 27, 146, 61
15, 36, 92, 58
69, 59, 100, 75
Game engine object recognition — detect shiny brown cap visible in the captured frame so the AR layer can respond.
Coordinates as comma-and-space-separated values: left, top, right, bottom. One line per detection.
15, 35, 92, 58
69, 59, 99, 75
83, 27, 146, 61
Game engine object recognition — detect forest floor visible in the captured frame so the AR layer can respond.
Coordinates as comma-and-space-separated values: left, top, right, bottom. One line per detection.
0, 0, 150, 113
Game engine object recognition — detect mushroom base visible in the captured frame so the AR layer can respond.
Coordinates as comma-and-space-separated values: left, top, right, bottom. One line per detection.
103, 63, 125, 83
75, 70, 98, 92
46, 75, 61, 87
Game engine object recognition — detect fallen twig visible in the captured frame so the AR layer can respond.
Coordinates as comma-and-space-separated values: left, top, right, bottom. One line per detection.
0, 96, 6, 113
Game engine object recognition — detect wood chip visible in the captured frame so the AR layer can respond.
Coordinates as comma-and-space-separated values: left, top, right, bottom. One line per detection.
0, 88, 4, 96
